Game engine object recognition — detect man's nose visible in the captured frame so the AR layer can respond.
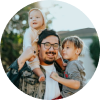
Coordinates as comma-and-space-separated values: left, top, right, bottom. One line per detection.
49, 46, 54, 51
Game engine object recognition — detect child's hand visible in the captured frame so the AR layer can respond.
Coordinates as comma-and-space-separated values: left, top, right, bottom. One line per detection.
50, 72, 59, 82
28, 56, 35, 62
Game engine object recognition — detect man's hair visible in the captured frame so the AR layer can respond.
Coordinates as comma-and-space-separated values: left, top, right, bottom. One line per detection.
38, 29, 60, 45
62, 36, 83, 55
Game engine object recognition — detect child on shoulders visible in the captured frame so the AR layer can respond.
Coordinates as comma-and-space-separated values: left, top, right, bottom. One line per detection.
23, 8, 65, 82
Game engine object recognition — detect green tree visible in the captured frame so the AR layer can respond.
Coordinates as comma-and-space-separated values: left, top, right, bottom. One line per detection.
6, 2, 40, 34
89, 35, 100, 68
1, 30, 23, 72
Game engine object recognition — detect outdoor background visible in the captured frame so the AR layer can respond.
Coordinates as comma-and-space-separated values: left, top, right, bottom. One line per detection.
0, 1, 99, 83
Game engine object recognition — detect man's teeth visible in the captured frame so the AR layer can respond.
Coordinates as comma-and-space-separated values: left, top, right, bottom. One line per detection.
48, 54, 54, 56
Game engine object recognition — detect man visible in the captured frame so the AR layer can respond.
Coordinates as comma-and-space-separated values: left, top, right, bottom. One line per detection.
7, 29, 63, 100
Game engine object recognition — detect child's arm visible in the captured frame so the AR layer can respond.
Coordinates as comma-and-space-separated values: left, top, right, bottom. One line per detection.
50, 72, 80, 90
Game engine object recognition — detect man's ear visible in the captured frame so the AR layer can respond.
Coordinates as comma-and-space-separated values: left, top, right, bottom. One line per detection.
75, 48, 81, 55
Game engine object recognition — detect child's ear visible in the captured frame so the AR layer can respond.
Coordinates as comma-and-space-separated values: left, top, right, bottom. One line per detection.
75, 48, 81, 55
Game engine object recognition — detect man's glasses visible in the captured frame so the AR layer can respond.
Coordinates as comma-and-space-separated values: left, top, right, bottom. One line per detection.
41, 42, 59, 50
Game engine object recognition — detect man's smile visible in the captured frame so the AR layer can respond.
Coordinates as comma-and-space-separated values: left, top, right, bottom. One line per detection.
46, 52, 56, 58
47, 54, 54, 58
46, 52, 56, 55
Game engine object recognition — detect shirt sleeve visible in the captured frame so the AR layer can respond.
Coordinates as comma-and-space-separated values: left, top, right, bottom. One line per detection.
7, 59, 30, 87
68, 63, 82, 82
23, 30, 32, 50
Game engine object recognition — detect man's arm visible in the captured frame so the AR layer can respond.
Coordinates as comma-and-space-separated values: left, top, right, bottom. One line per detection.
7, 46, 36, 87
17, 54, 27, 71
18, 46, 36, 71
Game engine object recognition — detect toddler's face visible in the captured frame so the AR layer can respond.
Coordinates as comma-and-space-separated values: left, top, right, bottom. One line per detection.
29, 10, 43, 30
62, 41, 77, 61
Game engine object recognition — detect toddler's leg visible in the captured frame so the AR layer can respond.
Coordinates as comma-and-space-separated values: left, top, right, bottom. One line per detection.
56, 58, 66, 71
56, 51, 67, 71
27, 56, 45, 82
33, 68, 45, 82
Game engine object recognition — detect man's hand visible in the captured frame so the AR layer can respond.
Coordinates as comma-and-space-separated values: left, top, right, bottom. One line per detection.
50, 72, 60, 82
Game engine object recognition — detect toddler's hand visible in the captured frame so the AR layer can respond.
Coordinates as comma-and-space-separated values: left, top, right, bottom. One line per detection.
50, 72, 59, 81
28, 56, 35, 62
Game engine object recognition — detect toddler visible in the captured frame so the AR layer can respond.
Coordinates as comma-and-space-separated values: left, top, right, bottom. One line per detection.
23, 8, 65, 82
50, 36, 86, 97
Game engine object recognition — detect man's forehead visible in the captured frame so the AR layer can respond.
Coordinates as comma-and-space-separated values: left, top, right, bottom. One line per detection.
42, 35, 59, 43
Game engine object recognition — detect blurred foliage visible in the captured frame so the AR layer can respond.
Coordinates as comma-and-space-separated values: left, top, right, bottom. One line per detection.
0, 2, 54, 72
6, 2, 39, 34
1, 30, 23, 72
89, 36, 100, 68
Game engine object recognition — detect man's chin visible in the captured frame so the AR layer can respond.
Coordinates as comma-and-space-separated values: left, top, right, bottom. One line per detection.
44, 60, 54, 64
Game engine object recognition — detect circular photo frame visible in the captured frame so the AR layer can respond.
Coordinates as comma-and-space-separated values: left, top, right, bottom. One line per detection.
0, 0, 100, 100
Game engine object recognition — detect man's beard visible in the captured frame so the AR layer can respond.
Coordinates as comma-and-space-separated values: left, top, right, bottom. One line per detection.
44, 51, 56, 64
44, 59, 55, 64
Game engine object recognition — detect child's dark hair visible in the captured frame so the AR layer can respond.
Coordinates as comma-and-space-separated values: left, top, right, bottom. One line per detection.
62, 36, 83, 55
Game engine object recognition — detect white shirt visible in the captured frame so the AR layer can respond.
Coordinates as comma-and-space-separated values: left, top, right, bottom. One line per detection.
42, 64, 60, 100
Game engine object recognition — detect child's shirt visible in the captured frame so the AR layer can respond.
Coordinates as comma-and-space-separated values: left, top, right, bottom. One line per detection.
23, 28, 43, 53
61, 60, 86, 97
23, 28, 44, 70
23, 8, 46, 53
23, 8, 46, 70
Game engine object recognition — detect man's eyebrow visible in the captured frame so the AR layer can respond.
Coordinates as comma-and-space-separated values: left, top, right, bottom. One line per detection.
42, 42, 58, 44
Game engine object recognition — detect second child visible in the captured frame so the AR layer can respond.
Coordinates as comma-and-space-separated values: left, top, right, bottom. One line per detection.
50, 36, 86, 98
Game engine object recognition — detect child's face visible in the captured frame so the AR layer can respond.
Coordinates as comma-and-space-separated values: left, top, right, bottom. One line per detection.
62, 41, 78, 61
29, 10, 43, 30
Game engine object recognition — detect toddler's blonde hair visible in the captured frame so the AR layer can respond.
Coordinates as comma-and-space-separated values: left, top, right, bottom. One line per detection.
28, 8, 46, 29
62, 36, 84, 55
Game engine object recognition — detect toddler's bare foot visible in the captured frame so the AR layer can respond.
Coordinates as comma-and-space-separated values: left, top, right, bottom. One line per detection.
39, 74, 45, 82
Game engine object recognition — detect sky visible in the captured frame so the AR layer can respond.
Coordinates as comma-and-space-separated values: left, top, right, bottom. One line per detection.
40, 1, 94, 31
